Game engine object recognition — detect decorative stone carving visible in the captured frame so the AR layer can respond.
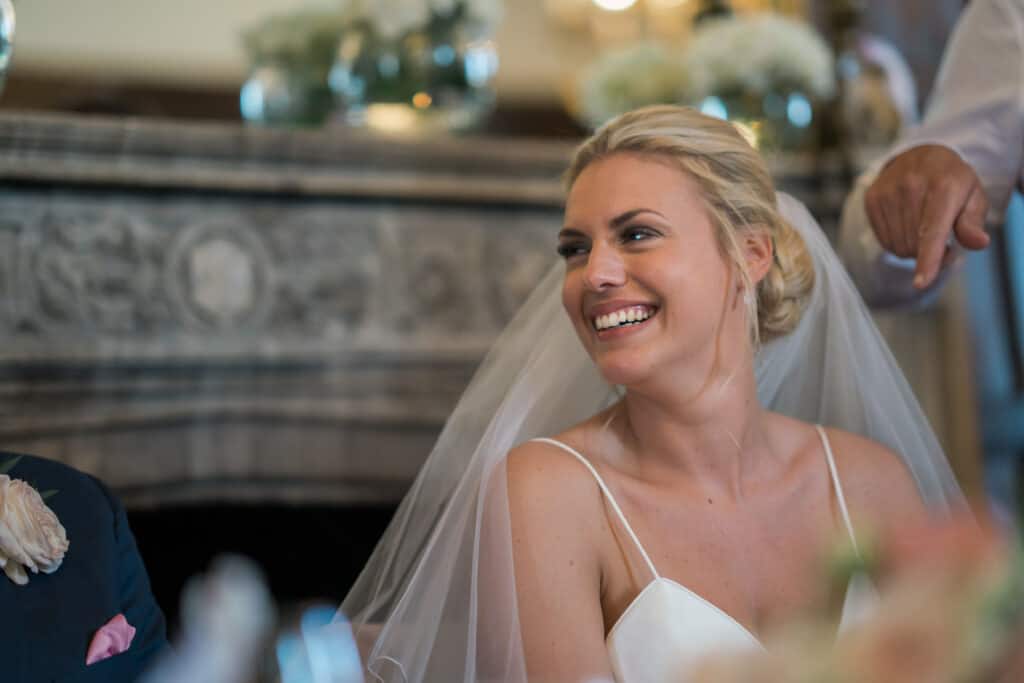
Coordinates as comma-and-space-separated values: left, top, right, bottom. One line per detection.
188, 240, 256, 321
265, 213, 377, 340
165, 222, 274, 333
483, 218, 560, 324
13, 207, 167, 337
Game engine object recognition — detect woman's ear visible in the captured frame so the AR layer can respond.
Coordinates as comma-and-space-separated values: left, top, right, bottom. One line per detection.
742, 229, 774, 285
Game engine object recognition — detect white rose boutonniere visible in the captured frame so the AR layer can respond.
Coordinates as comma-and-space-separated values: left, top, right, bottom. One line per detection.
0, 457, 69, 586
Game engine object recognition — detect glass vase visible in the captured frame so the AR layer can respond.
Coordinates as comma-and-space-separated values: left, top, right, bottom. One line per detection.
0, 0, 15, 95
328, 20, 498, 135
240, 59, 334, 127
698, 89, 817, 152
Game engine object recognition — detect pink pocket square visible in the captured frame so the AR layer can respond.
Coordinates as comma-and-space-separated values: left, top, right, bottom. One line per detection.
86, 614, 136, 666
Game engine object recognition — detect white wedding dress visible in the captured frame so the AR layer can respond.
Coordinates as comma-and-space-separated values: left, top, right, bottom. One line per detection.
533, 425, 878, 682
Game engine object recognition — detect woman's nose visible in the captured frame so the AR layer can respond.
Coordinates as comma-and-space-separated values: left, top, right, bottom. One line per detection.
582, 244, 626, 291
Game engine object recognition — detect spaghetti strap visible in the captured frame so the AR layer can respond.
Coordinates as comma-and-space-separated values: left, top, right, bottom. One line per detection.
814, 425, 861, 557
531, 438, 661, 580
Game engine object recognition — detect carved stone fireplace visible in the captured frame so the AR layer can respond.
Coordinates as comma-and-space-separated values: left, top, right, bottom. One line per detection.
0, 112, 573, 509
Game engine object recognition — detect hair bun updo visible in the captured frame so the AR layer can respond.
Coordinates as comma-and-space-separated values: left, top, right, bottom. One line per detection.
756, 216, 814, 344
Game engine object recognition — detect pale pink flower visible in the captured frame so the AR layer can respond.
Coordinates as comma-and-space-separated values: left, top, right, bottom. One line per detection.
0, 474, 69, 585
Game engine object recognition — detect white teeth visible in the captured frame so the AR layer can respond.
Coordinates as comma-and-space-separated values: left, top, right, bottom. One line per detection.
593, 306, 655, 331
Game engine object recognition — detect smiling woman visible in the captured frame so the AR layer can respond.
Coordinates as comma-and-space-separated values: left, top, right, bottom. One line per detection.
338, 105, 964, 683
561, 160, 745, 386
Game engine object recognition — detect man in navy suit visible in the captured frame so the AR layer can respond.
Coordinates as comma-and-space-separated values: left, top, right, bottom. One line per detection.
0, 452, 169, 682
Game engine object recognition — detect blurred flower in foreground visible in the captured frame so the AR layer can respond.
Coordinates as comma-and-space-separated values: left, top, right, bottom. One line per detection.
142, 555, 364, 683
277, 605, 363, 683
694, 511, 1024, 682
144, 556, 277, 683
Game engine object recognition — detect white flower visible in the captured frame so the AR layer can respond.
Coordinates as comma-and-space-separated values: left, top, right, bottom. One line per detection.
578, 42, 690, 129
685, 13, 835, 100
0, 474, 69, 586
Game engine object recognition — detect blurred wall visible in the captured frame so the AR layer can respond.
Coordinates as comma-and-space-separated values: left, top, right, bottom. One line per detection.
811, 0, 965, 110
9, 0, 585, 103
10, 0, 963, 106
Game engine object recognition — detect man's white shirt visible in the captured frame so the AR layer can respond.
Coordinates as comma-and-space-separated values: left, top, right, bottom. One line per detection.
839, 0, 1024, 307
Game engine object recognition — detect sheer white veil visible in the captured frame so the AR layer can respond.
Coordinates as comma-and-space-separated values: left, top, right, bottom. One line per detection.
337, 189, 964, 682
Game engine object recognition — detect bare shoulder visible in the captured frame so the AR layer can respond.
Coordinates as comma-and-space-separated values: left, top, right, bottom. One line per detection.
506, 411, 614, 509
820, 427, 915, 487
505, 438, 604, 526
819, 426, 929, 527
504, 439, 615, 678
504, 439, 607, 602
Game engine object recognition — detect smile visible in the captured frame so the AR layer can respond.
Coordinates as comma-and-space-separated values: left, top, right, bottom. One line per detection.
592, 305, 658, 331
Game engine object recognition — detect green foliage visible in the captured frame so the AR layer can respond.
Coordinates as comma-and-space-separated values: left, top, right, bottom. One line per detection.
0, 454, 22, 475
0, 456, 59, 500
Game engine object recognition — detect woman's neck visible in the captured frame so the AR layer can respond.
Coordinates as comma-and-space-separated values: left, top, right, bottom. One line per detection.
615, 361, 777, 501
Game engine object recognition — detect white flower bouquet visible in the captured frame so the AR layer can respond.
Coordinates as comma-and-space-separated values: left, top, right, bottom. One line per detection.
242, 0, 503, 128
243, 0, 502, 59
241, 7, 356, 125
574, 12, 835, 135
685, 13, 835, 102
578, 42, 691, 130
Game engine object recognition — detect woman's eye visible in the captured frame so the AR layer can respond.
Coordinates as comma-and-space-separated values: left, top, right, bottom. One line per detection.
621, 226, 657, 243
557, 243, 588, 259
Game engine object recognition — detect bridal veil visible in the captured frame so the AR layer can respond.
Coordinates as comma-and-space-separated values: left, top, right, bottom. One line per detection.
337, 181, 964, 683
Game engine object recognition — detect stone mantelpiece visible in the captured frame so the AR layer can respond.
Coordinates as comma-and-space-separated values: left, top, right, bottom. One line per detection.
0, 112, 581, 507
0, 112, 978, 506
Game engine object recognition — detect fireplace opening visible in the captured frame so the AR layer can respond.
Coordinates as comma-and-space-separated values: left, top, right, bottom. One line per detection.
129, 503, 398, 634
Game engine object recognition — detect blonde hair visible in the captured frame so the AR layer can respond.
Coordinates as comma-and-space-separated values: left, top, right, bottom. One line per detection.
565, 105, 814, 345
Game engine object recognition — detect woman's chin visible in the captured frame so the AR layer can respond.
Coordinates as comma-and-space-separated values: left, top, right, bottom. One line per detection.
594, 357, 657, 389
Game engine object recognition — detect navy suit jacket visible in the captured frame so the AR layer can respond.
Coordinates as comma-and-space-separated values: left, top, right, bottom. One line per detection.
0, 453, 169, 682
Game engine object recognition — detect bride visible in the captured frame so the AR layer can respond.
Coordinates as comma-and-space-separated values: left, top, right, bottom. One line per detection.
339, 106, 964, 682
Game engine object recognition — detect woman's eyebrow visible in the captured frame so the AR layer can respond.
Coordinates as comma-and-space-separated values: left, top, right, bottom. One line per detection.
559, 208, 668, 240
557, 227, 587, 241
610, 208, 667, 228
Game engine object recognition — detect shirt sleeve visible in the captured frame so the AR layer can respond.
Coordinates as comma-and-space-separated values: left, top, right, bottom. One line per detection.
98, 478, 171, 677
839, 0, 1024, 307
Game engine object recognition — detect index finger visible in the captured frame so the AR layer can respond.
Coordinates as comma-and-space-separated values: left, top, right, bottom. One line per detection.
914, 184, 972, 289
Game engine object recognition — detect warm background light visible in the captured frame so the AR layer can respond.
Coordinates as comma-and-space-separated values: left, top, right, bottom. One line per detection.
548, 0, 804, 47
592, 0, 639, 12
